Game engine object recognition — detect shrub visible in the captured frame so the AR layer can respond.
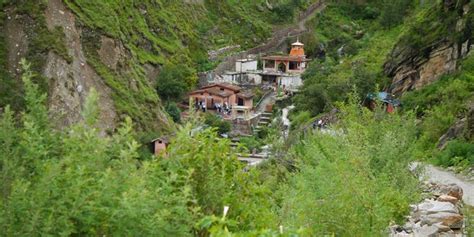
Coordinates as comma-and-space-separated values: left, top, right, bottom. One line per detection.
435, 140, 474, 168
165, 102, 181, 123
204, 113, 231, 135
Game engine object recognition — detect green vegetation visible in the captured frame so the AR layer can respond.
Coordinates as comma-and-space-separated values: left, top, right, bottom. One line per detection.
396, 0, 473, 57
401, 54, 474, 168
239, 136, 262, 152
156, 62, 196, 102
0, 0, 70, 109
0, 60, 421, 236
280, 97, 420, 235
204, 113, 231, 135
295, 4, 402, 118
436, 140, 474, 169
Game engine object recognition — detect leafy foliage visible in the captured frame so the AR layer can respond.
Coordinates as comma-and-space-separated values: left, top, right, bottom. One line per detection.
435, 140, 474, 169
294, 4, 400, 117
402, 54, 474, 166
0, 61, 422, 236
204, 113, 231, 135
280, 95, 420, 236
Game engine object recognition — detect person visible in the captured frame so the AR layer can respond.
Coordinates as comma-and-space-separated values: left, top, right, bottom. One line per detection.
202, 103, 206, 112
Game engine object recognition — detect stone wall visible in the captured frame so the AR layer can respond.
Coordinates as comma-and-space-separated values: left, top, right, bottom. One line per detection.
390, 183, 465, 237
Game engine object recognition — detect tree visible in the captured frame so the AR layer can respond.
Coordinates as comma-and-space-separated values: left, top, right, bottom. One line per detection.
379, 0, 413, 28
204, 113, 231, 135
165, 102, 181, 123
156, 62, 196, 102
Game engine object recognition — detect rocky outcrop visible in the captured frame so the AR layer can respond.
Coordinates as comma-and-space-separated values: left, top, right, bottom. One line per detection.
43, 0, 117, 133
2, 0, 172, 133
385, 0, 473, 96
389, 183, 465, 237
437, 103, 474, 149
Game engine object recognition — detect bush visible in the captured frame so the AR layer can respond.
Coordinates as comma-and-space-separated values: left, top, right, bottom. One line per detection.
156, 62, 196, 102
239, 136, 261, 152
279, 95, 420, 236
165, 102, 181, 123
204, 113, 231, 135
435, 140, 474, 168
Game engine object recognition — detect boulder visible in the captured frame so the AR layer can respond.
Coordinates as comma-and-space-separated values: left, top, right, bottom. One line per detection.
413, 225, 439, 237
437, 195, 459, 204
430, 183, 463, 201
417, 200, 458, 214
421, 212, 463, 229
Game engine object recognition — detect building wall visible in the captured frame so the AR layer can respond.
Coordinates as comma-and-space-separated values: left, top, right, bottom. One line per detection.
243, 98, 253, 108
247, 73, 262, 85
221, 74, 239, 84
191, 93, 238, 107
154, 141, 167, 155
278, 75, 303, 90
236, 60, 258, 72
222, 72, 262, 85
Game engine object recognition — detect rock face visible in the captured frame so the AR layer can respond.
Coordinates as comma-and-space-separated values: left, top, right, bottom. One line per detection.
389, 183, 465, 237
43, 0, 116, 133
2, 0, 172, 133
437, 103, 474, 149
385, 0, 473, 96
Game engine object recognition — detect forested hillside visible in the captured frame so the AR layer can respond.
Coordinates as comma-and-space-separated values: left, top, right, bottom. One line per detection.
1, 0, 474, 236
0, 0, 313, 133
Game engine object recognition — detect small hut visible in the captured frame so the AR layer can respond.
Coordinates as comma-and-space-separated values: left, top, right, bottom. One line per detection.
150, 136, 170, 155
365, 92, 401, 113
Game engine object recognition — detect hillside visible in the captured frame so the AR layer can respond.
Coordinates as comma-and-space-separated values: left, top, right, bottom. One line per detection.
1, 0, 474, 236
0, 0, 314, 133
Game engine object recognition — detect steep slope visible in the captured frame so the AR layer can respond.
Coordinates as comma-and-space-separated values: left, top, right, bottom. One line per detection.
0, 0, 314, 133
385, 0, 473, 95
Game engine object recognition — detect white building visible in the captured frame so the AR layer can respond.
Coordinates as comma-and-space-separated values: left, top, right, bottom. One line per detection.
235, 58, 258, 73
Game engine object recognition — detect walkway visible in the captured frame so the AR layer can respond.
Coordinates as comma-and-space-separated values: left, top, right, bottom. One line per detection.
282, 105, 295, 139
423, 164, 474, 206
256, 91, 276, 113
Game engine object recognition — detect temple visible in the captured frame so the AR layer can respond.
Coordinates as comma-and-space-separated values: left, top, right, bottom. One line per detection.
260, 39, 310, 90
262, 40, 309, 74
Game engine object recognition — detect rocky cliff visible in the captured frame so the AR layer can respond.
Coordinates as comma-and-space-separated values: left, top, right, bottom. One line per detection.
385, 0, 473, 95
2, 0, 171, 133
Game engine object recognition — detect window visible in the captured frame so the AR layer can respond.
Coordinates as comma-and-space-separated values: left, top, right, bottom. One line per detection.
265, 60, 275, 68
289, 61, 298, 70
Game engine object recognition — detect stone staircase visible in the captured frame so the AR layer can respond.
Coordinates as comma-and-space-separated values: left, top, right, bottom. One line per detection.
253, 112, 272, 135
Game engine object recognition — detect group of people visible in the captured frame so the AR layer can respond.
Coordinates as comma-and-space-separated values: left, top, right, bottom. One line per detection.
195, 101, 207, 112
214, 102, 232, 115
194, 100, 232, 115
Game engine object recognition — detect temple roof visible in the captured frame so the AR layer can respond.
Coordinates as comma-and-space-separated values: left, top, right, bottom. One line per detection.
292, 40, 304, 46
261, 55, 310, 61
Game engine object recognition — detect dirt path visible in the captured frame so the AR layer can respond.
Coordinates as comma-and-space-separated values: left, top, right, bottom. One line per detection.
255, 91, 276, 113
418, 163, 474, 206
282, 105, 295, 139
212, 0, 326, 74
